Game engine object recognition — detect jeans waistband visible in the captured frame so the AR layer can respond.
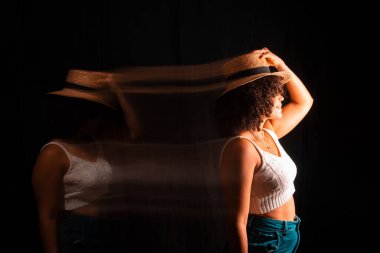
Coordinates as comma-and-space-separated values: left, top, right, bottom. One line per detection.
247, 214, 301, 231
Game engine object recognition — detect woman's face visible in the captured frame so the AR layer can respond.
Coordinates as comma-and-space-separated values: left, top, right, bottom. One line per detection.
269, 93, 284, 119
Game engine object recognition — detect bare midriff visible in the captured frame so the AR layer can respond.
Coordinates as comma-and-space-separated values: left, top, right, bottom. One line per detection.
70, 203, 103, 217
250, 196, 296, 221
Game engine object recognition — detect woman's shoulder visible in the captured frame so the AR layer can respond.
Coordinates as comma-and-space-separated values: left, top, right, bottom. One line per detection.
40, 139, 71, 162
222, 135, 258, 160
220, 135, 260, 173
225, 135, 255, 148
35, 140, 71, 173
42, 138, 68, 151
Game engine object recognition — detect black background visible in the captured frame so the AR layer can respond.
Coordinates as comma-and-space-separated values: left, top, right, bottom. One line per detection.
3, 0, 376, 252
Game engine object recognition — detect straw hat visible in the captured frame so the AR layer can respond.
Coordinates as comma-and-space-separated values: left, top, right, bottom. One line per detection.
48, 69, 118, 109
218, 50, 291, 97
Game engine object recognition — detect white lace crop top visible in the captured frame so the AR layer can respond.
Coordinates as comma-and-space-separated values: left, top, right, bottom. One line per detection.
220, 129, 297, 214
42, 141, 113, 210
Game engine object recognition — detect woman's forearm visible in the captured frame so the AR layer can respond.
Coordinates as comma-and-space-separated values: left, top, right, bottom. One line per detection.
278, 64, 314, 108
227, 222, 248, 253
39, 215, 59, 253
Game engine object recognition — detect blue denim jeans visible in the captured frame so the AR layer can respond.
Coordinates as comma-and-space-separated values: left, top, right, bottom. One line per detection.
59, 211, 110, 253
247, 214, 301, 253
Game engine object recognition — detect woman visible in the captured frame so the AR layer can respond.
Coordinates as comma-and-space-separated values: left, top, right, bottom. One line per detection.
215, 48, 313, 252
32, 75, 124, 253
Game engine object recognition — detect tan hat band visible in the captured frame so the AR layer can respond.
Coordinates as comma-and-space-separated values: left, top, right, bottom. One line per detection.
227, 66, 271, 81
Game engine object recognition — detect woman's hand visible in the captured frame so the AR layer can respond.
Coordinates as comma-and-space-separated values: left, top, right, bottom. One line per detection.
258, 48, 288, 71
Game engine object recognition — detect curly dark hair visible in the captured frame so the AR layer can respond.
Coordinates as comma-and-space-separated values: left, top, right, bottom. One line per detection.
214, 75, 285, 137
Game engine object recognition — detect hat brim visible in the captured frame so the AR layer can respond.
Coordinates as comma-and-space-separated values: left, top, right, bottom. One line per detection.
47, 89, 117, 109
218, 71, 291, 98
